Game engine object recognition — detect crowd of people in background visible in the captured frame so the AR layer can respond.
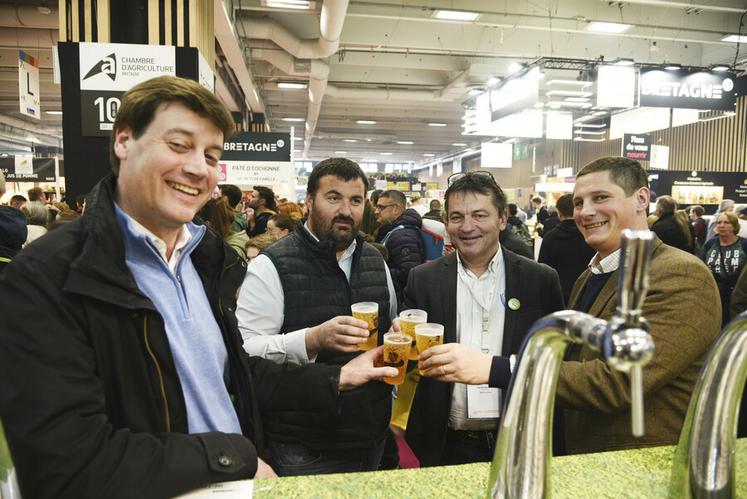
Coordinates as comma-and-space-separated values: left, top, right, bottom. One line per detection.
0, 76, 746, 496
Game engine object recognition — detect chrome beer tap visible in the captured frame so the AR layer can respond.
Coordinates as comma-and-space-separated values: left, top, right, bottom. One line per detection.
669, 312, 747, 499
487, 229, 656, 499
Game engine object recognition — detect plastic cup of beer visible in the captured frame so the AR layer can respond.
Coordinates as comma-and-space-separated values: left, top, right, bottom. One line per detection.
383, 332, 412, 385
415, 323, 444, 375
399, 309, 428, 360
351, 301, 379, 351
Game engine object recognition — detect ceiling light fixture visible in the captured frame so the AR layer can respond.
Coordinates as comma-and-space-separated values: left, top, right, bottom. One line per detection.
397, 140, 414, 145
546, 79, 593, 87
508, 62, 525, 74
574, 137, 606, 142
585, 21, 632, 33
613, 58, 635, 66
575, 123, 607, 128
487, 77, 502, 86
452, 142, 467, 146
380, 152, 393, 155
722, 34, 747, 43
546, 90, 593, 97
282, 117, 305, 122
45, 110, 63, 115
293, 137, 303, 141
335, 151, 347, 154
343, 139, 359, 143
263, 0, 313, 10
712, 64, 730, 72
574, 129, 607, 135
277, 82, 307, 89
433, 10, 480, 21
565, 97, 591, 102
428, 122, 447, 127
356, 120, 377, 125
423, 153, 435, 157
664, 63, 681, 70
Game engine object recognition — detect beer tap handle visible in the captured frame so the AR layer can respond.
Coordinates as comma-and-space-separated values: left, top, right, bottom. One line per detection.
630, 364, 645, 437
616, 229, 654, 325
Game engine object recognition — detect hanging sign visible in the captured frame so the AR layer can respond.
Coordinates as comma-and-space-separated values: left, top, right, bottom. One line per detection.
1, 157, 59, 182
19, 51, 40, 119
640, 69, 736, 110
78, 43, 176, 137
219, 132, 296, 197
622, 133, 652, 161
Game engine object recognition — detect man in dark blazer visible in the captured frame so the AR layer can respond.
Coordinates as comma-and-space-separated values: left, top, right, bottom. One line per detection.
400, 171, 564, 467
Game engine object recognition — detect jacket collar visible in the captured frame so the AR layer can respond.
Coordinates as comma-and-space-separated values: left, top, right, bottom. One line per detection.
63, 175, 236, 310
294, 219, 366, 264
439, 246, 524, 346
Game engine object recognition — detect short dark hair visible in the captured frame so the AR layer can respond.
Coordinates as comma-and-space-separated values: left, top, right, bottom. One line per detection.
220, 184, 243, 208
307, 157, 368, 198
430, 199, 441, 210
576, 157, 648, 196
269, 213, 294, 231
370, 189, 383, 205
27, 187, 44, 202
445, 173, 506, 216
380, 190, 406, 208
656, 195, 677, 215
508, 203, 518, 216
10, 195, 27, 206
556, 193, 574, 218
253, 186, 277, 211
690, 205, 705, 217
110, 75, 235, 175
531, 196, 542, 204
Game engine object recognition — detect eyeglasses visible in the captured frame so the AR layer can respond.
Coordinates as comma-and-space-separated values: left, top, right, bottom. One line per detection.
447, 170, 496, 187
375, 203, 396, 211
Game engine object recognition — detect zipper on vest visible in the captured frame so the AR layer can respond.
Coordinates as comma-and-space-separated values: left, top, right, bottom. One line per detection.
142, 314, 171, 432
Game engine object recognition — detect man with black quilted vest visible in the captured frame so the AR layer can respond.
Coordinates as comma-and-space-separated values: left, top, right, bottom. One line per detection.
237, 157, 398, 476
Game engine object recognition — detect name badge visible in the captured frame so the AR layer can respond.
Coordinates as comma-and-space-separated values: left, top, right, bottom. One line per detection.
467, 384, 501, 419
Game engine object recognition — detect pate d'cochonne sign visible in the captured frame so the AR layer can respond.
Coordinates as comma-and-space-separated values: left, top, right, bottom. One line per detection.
640, 69, 736, 111
219, 132, 295, 189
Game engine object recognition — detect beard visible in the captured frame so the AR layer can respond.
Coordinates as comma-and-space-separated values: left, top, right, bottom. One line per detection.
309, 211, 359, 251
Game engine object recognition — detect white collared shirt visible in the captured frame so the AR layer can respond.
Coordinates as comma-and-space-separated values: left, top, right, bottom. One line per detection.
449, 248, 506, 430
588, 248, 621, 275
115, 203, 192, 274
236, 223, 398, 365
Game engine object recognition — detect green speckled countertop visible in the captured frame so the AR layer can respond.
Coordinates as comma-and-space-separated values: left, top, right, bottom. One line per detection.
253, 440, 747, 498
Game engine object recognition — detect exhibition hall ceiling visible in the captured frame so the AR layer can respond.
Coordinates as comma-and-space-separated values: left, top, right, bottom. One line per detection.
0, 0, 745, 162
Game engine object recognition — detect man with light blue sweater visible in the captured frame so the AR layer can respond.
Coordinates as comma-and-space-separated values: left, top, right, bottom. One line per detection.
0, 76, 397, 499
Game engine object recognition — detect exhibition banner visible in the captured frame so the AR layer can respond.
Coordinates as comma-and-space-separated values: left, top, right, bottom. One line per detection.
78, 43, 176, 136
219, 132, 295, 196
19, 51, 40, 119
648, 170, 747, 211
622, 133, 652, 161
640, 69, 736, 111
0, 157, 60, 182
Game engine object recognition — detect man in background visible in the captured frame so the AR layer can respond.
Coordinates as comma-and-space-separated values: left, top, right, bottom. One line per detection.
538, 193, 596, 304
246, 185, 277, 236
0, 170, 27, 272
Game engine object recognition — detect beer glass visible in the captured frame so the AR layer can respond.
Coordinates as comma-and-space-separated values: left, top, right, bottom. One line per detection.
415, 323, 444, 375
351, 301, 379, 351
383, 332, 412, 385
399, 309, 427, 360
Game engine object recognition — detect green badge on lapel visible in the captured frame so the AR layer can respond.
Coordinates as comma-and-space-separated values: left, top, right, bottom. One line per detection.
508, 298, 521, 311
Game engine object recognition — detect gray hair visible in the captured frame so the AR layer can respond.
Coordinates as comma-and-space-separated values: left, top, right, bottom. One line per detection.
23, 201, 48, 226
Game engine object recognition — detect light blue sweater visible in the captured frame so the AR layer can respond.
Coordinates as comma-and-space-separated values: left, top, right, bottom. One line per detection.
115, 204, 241, 435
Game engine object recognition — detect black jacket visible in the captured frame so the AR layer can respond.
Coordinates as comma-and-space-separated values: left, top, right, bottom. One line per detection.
537, 219, 597, 304
377, 208, 425, 299
262, 224, 393, 449
500, 225, 533, 259
652, 213, 694, 253
402, 249, 564, 466
0, 175, 341, 499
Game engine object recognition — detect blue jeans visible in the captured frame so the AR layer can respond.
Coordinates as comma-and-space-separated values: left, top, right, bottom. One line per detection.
268, 439, 386, 476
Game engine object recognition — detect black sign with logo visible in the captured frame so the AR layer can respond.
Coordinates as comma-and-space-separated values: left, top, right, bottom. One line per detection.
80, 90, 122, 137
622, 133, 652, 161
0, 157, 60, 182
222, 132, 291, 161
640, 69, 736, 110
